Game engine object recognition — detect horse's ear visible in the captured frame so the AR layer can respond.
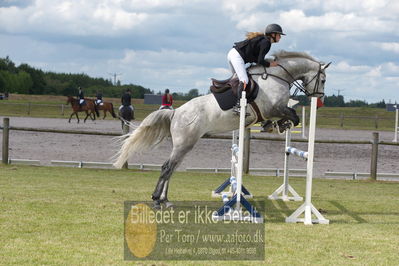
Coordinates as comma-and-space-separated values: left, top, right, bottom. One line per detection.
323, 62, 332, 69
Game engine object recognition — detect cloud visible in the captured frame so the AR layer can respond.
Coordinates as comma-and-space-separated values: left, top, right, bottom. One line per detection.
0, 0, 398, 102
326, 60, 399, 101
0, 1, 149, 36
378, 42, 399, 54
280, 9, 389, 34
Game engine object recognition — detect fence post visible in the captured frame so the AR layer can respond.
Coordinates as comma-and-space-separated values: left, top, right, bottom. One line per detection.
374, 115, 378, 129
122, 123, 129, 169
394, 108, 398, 143
27, 102, 31, 115
243, 128, 250, 174
340, 113, 344, 127
2, 118, 9, 164
370, 132, 379, 180
61, 104, 65, 116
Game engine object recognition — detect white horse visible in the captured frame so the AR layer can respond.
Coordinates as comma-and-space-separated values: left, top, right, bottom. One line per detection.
113, 51, 330, 208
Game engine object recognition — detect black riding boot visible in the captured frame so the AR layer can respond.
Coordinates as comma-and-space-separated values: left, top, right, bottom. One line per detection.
233, 82, 245, 115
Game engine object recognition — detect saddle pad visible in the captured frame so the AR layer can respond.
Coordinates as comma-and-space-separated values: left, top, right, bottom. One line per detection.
212, 88, 237, 111
211, 84, 259, 111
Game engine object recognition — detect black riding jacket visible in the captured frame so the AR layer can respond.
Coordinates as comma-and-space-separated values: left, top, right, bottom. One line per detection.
78, 90, 84, 99
121, 93, 131, 106
233, 35, 271, 67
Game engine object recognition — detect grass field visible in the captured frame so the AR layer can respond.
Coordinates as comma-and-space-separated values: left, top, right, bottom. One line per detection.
0, 93, 396, 131
1, 164, 398, 265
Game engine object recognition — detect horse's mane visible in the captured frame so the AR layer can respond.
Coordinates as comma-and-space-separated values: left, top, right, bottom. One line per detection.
272, 50, 318, 63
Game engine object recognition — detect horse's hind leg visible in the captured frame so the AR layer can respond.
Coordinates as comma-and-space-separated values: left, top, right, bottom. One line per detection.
152, 141, 196, 208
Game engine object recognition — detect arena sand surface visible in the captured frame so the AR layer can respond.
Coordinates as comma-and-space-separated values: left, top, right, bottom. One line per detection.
1, 116, 398, 178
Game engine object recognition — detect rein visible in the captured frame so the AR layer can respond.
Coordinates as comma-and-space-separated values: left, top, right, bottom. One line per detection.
251, 63, 325, 98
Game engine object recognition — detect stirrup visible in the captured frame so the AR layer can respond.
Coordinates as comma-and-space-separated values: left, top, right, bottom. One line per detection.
232, 106, 250, 117
233, 104, 241, 114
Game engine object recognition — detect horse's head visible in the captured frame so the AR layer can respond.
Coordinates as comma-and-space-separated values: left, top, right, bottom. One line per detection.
273, 51, 330, 103
66, 96, 76, 105
302, 61, 331, 103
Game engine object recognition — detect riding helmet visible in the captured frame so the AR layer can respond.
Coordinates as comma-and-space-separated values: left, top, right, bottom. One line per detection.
265, 24, 286, 35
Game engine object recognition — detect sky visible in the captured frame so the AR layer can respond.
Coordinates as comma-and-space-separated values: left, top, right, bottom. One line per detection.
0, 0, 398, 103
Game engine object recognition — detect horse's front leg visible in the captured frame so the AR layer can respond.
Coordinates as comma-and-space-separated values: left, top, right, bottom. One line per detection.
279, 106, 299, 126
263, 106, 299, 134
83, 111, 89, 123
69, 112, 75, 123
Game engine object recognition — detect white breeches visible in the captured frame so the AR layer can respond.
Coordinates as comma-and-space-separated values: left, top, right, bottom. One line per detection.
119, 105, 134, 111
227, 48, 249, 84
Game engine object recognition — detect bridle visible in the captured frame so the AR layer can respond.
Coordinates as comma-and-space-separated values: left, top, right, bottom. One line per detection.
251, 62, 325, 98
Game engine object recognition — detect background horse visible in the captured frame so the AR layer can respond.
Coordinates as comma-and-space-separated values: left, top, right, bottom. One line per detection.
86, 99, 117, 119
119, 106, 135, 129
113, 51, 330, 207
66, 96, 99, 123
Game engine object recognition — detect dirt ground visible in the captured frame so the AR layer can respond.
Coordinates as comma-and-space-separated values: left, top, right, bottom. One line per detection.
1, 116, 398, 178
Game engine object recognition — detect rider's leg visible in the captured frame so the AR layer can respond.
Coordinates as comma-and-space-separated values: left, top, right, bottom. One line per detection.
227, 48, 249, 114
233, 81, 247, 113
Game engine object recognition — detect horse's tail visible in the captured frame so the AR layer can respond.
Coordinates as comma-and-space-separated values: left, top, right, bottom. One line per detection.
110, 103, 117, 118
113, 109, 174, 169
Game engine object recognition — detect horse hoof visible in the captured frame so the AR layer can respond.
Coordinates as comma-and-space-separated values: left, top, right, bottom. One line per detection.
276, 120, 294, 134
153, 201, 162, 210
164, 201, 174, 209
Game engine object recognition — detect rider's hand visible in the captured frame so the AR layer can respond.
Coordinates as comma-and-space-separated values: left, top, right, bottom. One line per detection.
270, 61, 279, 67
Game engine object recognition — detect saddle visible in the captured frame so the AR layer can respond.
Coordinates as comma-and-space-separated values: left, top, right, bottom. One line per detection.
210, 74, 259, 111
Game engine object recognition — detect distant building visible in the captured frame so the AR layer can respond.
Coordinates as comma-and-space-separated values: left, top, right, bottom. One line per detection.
144, 94, 162, 105
386, 103, 398, 112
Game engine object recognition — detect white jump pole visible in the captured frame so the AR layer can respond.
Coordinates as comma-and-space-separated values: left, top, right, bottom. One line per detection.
393, 107, 398, 143
211, 129, 252, 198
268, 101, 303, 202
212, 91, 263, 223
302, 105, 306, 139
285, 97, 329, 225
235, 92, 246, 211
268, 126, 303, 201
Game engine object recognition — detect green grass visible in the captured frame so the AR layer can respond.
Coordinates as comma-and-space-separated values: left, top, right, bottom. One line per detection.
1, 164, 398, 265
316, 106, 395, 131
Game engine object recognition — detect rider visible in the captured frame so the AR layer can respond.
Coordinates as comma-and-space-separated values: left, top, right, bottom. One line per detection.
160, 89, 173, 109
95, 90, 103, 105
77, 87, 85, 107
120, 88, 134, 111
228, 23, 285, 114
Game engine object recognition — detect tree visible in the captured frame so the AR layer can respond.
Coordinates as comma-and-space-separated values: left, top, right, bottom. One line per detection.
187, 88, 199, 99
18, 64, 46, 94
0, 56, 17, 73
324, 95, 345, 107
